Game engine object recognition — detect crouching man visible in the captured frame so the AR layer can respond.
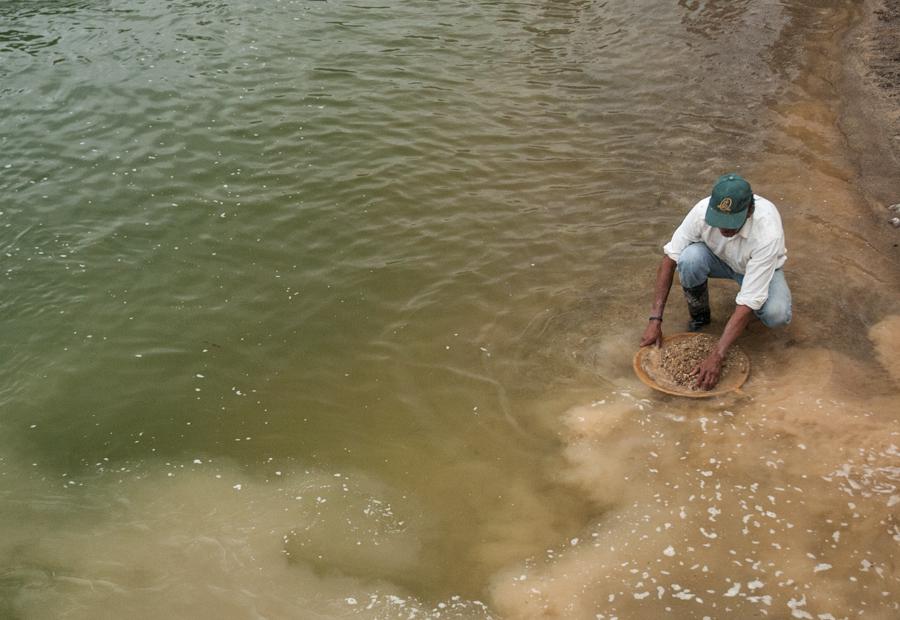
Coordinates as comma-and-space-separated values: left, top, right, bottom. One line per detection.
640, 173, 792, 390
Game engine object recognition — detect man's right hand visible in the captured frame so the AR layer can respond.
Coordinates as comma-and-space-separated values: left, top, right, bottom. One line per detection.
640, 320, 663, 347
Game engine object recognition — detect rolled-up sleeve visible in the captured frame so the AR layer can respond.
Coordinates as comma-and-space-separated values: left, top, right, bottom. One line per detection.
735, 239, 780, 310
663, 200, 706, 262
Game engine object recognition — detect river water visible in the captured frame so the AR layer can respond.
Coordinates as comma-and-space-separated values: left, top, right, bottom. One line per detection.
1, 1, 898, 618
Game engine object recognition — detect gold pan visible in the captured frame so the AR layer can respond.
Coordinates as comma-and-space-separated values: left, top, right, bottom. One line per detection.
633, 332, 750, 398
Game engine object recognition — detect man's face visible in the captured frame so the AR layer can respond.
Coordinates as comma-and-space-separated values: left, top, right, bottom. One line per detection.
716, 205, 753, 238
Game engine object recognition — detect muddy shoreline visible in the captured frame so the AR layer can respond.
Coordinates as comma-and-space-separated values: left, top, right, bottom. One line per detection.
841, 0, 900, 220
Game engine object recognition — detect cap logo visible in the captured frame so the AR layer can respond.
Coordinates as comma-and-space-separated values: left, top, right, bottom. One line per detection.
717, 197, 733, 213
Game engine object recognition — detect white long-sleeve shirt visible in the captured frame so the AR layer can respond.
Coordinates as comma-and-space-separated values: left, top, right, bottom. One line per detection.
663, 195, 787, 310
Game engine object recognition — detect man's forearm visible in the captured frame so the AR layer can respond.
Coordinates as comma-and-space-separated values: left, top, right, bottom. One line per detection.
715, 304, 754, 356
650, 256, 677, 317
641, 256, 677, 347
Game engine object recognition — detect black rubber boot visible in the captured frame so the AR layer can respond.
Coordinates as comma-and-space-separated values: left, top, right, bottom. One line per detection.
683, 282, 711, 331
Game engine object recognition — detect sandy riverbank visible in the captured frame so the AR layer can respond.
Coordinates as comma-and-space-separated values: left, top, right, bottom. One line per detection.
841, 0, 900, 217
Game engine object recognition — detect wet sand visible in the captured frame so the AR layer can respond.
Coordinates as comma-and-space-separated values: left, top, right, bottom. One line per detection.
842, 0, 900, 215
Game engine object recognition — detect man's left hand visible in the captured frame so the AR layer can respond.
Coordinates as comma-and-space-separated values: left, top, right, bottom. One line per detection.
692, 350, 724, 390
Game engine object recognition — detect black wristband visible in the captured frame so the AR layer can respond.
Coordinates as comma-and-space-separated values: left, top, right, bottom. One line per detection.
648, 316, 663, 322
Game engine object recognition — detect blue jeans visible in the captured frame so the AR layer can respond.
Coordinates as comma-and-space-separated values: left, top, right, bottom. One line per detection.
677, 242, 792, 328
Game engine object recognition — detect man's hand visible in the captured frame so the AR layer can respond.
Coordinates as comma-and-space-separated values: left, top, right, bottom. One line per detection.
692, 349, 724, 390
640, 320, 663, 347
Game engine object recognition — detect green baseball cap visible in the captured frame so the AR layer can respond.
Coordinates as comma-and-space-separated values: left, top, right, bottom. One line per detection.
705, 173, 753, 229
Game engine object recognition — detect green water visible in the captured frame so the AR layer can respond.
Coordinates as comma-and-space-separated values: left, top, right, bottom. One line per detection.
0, 0, 772, 466
2, 1, 898, 618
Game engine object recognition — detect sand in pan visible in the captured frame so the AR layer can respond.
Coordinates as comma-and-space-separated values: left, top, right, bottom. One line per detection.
637, 333, 749, 395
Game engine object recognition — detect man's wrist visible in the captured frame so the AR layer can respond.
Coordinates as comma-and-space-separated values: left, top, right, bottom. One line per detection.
649, 316, 663, 322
